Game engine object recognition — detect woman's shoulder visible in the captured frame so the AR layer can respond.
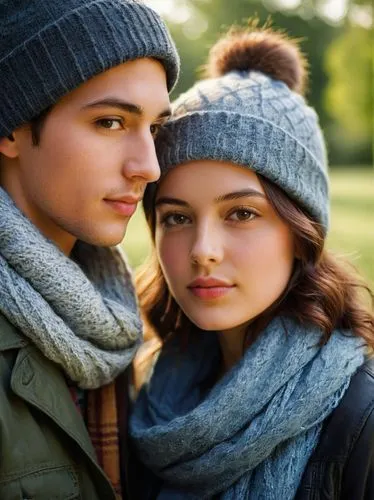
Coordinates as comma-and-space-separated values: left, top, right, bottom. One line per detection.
338, 357, 374, 497
330, 356, 374, 443
321, 356, 374, 453
310, 356, 374, 461
296, 357, 374, 499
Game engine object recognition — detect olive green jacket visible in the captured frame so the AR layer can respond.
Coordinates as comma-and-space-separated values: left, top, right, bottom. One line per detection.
0, 313, 116, 499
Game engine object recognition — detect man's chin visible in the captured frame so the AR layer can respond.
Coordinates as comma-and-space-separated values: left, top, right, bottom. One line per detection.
76, 226, 129, 248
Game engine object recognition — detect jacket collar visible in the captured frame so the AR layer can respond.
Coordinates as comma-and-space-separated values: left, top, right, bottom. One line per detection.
0, 314, 97, 464
10, 344, 98, 463
0, 314, 28, 351
0, 313, 111, 487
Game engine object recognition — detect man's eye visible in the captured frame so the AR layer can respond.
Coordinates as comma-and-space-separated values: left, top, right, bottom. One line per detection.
150, 123, 162, 138
96, 118, 123, 130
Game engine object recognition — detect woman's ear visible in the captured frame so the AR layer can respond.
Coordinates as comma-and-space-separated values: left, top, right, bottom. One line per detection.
0, 133, 19, 159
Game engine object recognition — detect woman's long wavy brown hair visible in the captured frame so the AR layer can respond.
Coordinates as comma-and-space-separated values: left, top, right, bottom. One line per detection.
136, 174, 374, 350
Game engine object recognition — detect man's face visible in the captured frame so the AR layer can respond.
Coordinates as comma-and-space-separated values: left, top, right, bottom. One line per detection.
0, 58, 170, 254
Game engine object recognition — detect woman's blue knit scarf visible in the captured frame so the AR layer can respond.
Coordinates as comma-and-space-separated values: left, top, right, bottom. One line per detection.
130, 317, 365, 499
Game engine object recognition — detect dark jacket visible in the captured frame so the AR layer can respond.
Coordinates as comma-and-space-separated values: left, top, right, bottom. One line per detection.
296, 356, 374, 499
128, 357, 374, 499
0, 313, 116, 499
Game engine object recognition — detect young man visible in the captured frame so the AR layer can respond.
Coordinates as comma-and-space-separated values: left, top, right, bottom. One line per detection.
0, 0, 179, 498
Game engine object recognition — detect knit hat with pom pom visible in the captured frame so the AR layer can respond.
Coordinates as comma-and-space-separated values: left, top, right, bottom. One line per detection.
155, 26, 329, 231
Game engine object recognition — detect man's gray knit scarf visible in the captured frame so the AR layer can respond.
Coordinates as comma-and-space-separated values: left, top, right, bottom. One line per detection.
0, 187, 142, 388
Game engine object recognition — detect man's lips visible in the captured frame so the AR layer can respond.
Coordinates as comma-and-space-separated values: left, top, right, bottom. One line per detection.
187, 277, 235, 299
104, 196, 141, 217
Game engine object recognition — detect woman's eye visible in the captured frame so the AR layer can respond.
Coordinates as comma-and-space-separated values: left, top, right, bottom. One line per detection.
228, 209, 257, 222
161, 213, 191, 227
96, 118, 123, 130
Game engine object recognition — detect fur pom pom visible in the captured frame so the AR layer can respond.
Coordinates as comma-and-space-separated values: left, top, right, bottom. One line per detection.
206, 22, 308, 95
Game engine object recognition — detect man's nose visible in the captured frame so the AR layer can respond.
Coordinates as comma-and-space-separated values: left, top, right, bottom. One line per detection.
122, 131, 161, 183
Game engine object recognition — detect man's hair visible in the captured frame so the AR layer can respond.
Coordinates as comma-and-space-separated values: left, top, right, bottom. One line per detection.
30, 107, 52, 146
0, 108, 51, 168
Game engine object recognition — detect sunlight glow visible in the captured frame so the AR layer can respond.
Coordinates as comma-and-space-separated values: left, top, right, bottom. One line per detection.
143, 0, 191, 23
318, 0, 348, 23
349, 4, 373, 28
271, 0, 301, 10
143, 0, 208, 39
145, 0, 366, 28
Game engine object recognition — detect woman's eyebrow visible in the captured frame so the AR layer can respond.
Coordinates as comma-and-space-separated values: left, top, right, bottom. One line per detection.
155, 197, 190, 208
155, 190, 265, 208
215, 189, 266, 203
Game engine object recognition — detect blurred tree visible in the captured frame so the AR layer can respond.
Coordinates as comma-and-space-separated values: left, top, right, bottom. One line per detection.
324, 23, 373, 164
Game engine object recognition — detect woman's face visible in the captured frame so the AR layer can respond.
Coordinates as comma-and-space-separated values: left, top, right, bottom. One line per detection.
155, 160, 295, 334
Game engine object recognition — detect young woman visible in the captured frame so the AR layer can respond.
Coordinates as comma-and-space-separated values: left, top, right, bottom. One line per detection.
128, 25, 374, 499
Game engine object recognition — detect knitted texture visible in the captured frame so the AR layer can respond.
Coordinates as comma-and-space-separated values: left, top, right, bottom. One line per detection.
0, 187, 142, 389
130, 317, 365, 499
0, 0, 179, 137
156, 70, 329, 230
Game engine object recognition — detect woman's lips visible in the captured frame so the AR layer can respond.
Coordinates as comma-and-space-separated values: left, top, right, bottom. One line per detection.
187, 277, 235, 300
104, 199, 138, 217
188, 285, 235, 299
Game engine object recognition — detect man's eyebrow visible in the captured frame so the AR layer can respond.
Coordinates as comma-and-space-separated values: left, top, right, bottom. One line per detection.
83, 98, 142, 115
215, 189, 266, 203
155, 197, 190, 208
82, 98, 171, 119
157, 108, 172, 120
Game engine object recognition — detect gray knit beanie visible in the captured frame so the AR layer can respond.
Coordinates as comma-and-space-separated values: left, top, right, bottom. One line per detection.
156, 28, 329, 231
0, 0, 179, 138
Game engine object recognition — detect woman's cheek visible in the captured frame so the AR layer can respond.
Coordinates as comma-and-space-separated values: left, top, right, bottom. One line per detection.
158, 235, 186, 281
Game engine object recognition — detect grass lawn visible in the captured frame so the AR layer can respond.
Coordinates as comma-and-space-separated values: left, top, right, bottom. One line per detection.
327, 168, 373, 286
123, 167, 374, 286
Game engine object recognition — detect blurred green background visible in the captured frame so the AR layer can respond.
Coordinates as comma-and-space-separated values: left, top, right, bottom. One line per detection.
144, 0, 373, 166
123, 0, 373, 285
